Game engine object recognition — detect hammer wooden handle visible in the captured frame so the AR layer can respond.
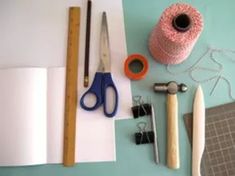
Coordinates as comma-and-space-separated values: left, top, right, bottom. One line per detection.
167, 94, 180, 169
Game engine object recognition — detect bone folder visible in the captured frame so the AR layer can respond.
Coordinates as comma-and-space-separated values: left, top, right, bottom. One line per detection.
192, 85, 205, 176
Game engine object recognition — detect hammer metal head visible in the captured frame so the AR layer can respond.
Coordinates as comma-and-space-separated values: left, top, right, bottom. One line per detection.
153, 81, 188, 94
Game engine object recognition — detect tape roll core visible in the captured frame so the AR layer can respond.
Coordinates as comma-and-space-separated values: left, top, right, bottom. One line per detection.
124, 54, 149, 80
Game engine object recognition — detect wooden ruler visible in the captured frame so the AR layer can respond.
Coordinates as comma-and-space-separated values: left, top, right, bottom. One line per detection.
63, 7, 80, 167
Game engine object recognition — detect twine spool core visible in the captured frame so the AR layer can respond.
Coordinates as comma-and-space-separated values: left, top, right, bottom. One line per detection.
172, 13, 191, 32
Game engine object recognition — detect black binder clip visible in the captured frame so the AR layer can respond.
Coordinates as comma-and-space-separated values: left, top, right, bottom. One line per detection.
132, 103, 151, 118
132, 96, 151, 118
132, 96, 160, 164
135, 122, 154, 145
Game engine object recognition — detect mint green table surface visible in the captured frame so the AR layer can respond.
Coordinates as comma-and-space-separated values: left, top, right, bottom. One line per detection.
1, 0, 235, 175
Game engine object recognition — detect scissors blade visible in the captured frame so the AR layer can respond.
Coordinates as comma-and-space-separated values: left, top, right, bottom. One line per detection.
98, 12, 111, 72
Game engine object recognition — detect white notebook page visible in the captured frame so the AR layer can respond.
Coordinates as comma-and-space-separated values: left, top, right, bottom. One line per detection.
0, 68, 47, 166
47, 67, 115, 163
46, 68, 65, 163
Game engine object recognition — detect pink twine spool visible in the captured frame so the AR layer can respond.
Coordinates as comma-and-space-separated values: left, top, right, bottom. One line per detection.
148, 3, 203, 65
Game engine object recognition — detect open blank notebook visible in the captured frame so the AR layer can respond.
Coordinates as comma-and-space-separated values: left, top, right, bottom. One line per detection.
0, 68, 115, 166
0, 0, 132, 166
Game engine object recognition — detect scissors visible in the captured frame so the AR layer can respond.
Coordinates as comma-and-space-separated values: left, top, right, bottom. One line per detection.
80, 12, 118, 117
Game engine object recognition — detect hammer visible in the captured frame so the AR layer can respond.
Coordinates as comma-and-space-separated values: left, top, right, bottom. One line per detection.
153, 81, 187, 169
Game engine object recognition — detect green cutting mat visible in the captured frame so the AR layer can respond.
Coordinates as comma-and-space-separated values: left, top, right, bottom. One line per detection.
1, 0, 235, 175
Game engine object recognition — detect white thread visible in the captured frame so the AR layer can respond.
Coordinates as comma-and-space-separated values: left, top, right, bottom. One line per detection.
166, 47, 235, 100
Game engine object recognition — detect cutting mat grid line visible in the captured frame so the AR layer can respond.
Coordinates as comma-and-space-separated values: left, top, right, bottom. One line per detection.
203, 110, 235, 176
184, 102, 235, 176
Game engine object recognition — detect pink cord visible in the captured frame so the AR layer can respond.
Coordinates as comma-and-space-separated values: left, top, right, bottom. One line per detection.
148, 3, 203, 65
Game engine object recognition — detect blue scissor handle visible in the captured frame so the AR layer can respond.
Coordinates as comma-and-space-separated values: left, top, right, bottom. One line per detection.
80, 72, 103, 111
102, 72, 118, 117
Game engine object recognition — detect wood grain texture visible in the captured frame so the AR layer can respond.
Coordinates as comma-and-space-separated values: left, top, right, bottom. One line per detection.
167, 94, 180, 169
63, 7, 80, 167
